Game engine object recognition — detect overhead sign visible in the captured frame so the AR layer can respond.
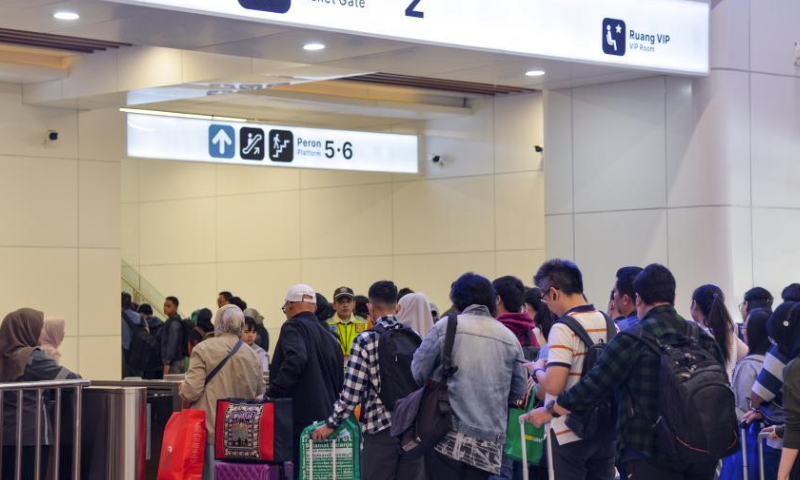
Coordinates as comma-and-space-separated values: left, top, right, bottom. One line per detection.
127, 113, 419, 173
101, 0, 709, 74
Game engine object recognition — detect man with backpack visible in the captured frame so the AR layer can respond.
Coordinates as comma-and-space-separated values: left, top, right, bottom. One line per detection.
531, 259, 617, 480
493, 276, 539, 360
161, 295, 187, 375
312, 280, 424, 480
525, 263, 736, 480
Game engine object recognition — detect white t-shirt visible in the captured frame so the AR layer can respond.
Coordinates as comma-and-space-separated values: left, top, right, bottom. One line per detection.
546, 307, 613, 445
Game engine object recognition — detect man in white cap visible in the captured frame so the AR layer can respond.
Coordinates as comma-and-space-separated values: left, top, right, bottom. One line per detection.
268, 284, 344, 467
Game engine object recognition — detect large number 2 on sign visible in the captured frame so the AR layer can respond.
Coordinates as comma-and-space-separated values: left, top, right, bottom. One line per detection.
405, 0, 423, 18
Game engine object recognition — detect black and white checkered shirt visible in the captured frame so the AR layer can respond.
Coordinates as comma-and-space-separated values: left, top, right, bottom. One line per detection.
326, 316, 398, 434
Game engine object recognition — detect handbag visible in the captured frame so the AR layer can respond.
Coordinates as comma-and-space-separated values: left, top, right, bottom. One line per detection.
390, 313, 458, 457
215, 398, 293, 462
157, 409, 207, 480
505, 384, 545, 464
122, 311, 162, 371
299, 417, 361, 480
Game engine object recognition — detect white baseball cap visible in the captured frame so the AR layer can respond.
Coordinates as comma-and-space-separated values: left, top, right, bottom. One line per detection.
285, 284, 317, 304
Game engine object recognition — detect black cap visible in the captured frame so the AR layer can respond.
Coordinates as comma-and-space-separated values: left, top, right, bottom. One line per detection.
333, 286, 355, 301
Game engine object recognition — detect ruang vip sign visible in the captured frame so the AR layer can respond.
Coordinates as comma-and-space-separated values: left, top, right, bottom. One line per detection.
100, 0, 709, 75
127, 113, 419, 173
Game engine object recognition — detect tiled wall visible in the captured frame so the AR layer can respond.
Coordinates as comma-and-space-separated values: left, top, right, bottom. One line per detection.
544, 0, 800, 319
122, 93, 545, 346
0, 83, 124, 379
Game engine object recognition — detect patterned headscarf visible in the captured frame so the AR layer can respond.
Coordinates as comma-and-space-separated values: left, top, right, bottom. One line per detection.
215, 304, 245, 337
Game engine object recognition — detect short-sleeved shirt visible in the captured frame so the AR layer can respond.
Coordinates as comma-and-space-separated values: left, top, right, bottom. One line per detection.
752, 345, 787, 406
546, 304, 612, 445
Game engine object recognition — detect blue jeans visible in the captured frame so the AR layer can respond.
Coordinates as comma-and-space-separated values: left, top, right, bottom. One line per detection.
490, 454, 525, 480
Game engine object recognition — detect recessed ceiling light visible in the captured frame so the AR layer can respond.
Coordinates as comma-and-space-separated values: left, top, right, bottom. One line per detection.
525, 70, 546, 77
53, 11, 80, 20
303, 43, 326, 51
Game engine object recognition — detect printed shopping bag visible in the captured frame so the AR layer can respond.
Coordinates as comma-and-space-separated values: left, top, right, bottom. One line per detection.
505, 384, 545, 465
299, 416, 361, 480
215, 398, 293, 462
157, 409, 207, 480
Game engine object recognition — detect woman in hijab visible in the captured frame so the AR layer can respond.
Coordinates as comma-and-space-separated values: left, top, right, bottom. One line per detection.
1, 309, 80, 479
397, 292, 435, 338
180, 304, 266, 480
38, 317, 66, 364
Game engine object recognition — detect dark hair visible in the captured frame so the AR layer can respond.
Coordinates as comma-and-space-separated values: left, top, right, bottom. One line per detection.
610, 289, 615, 301
450, 272, 496, 316
138, 304, 153, 316
615, 266, 643, 304
745, 308, 772, 356
633, 264, 676, 305
130, 302, 139, 312
493, 276, 525, 313
354, 295, 370, 319
525, 287, 555, 339
782, 284, 800, 302
230, 296, 247, 311
693, 284, 734, 362
193, 308, 214, 332
122, 292, 132, 310
219, 291, 233, 301
165, 296, 179, 308
314, 293, 335, 323
533, 259, 584, 295
397, 288, 415, 301
244, 316, 257, 331
767, 302, 800, 358
744, 287, 774, 311
368, 281, 398, 307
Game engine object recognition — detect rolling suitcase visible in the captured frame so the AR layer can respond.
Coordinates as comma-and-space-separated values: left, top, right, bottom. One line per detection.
214, 461, 293, 480
521, 421, 555, 480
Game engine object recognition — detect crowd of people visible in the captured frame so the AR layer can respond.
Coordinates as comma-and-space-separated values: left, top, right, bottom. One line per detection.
1, 258, 800, 480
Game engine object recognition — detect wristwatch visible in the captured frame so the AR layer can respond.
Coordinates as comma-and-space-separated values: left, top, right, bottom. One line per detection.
545, 400, 561, 418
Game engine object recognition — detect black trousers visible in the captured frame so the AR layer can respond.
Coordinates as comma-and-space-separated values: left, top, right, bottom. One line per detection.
425, 450, 491, 480
625, 458, 717, 480
551, 436, 616, 480
2, 446, 50, 480
362, 428, 424, 480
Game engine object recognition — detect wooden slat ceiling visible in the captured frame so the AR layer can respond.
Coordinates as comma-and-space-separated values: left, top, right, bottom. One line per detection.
0, 28, 131, 54
346, 73, 536, 96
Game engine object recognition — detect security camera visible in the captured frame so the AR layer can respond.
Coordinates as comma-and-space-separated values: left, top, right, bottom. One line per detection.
534, 145, 544, 153
431, 155, 441, 164
47, 130, 59, 142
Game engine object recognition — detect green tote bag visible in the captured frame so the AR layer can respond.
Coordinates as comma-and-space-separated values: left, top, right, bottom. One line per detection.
505, 385, 545, 465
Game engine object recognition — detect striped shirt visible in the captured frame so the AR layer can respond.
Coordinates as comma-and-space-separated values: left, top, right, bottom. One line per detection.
752, 345, 787, 406
546, 304, 612, 445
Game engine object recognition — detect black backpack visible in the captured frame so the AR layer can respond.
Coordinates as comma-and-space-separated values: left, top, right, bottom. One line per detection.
373, 323, 422, 410
122, 311, 162, 371
622, 323, 739, 463
558, 312, 617, 440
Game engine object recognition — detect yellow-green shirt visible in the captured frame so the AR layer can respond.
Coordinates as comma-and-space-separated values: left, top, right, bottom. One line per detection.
326, 314, 369, 356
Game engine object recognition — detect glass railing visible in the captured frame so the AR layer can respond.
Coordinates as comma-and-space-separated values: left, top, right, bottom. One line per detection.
121, 260, 183, 318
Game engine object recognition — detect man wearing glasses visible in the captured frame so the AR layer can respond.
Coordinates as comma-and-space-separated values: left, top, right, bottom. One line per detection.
268, 284, 344, 469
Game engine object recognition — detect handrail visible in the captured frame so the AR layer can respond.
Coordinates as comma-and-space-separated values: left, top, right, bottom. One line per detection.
0, 379, 90, 391
0, 378, 91, 480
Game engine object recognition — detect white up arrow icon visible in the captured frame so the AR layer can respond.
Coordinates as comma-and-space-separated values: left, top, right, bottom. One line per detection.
211, 128, 233, 155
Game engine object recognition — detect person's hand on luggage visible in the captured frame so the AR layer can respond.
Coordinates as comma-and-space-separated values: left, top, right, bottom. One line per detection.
760, 425, 780, 441
312, 424, 335, 441
741, 409, 763, 424
521, 406, 551, 427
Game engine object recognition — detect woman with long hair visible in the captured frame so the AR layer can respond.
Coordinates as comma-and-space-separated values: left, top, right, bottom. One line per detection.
691, 284, 748, 379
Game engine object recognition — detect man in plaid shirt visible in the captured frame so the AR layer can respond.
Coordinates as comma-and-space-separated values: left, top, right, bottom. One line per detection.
312, 280, 424, 480
524, 264, 724, 480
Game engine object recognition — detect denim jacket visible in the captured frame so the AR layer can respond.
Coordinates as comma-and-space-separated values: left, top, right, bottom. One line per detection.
412, 304, 528, 443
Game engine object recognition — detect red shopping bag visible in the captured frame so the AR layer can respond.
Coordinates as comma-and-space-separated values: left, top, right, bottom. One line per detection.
157, 409, 207, 480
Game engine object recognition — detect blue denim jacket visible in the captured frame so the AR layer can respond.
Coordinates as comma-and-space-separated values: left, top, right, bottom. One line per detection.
412, 304, 528, 443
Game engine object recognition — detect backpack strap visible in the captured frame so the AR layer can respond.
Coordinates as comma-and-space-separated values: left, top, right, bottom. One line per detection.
205, 340, 244, 386
558, 316, 595, 349
442, 313, 459, 378
600, 311, 617, 341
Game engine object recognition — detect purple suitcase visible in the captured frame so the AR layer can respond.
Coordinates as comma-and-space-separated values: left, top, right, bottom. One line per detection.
215, 461, 294, 480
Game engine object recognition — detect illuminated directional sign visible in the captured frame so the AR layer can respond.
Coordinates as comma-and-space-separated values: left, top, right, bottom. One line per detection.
101, 0, 709, 74
127, 113, 419, 173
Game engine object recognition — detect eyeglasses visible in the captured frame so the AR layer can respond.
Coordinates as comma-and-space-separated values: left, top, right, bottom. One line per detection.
281, 301, 290, 314
540, 286, 559, 303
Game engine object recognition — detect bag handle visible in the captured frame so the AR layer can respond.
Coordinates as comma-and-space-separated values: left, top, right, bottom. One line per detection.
205, 340, 243, 386
442, 313, 459, 378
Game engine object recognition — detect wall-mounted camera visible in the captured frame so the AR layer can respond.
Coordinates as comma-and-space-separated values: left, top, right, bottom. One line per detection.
431, 155, 441, 163
45, 130, 59, 143
534, 145, 544, 153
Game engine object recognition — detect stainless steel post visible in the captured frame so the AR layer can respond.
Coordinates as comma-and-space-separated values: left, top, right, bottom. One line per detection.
73, 385, 82, 480
34, 388, 42, 480
54, 388, 62, 479
15, 389, 23, 480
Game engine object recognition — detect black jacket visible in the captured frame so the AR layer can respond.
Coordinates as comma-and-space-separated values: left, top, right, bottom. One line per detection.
268, 311, 344, 438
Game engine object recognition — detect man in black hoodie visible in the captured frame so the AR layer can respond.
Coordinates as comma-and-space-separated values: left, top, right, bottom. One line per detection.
268, 284, 344, 468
